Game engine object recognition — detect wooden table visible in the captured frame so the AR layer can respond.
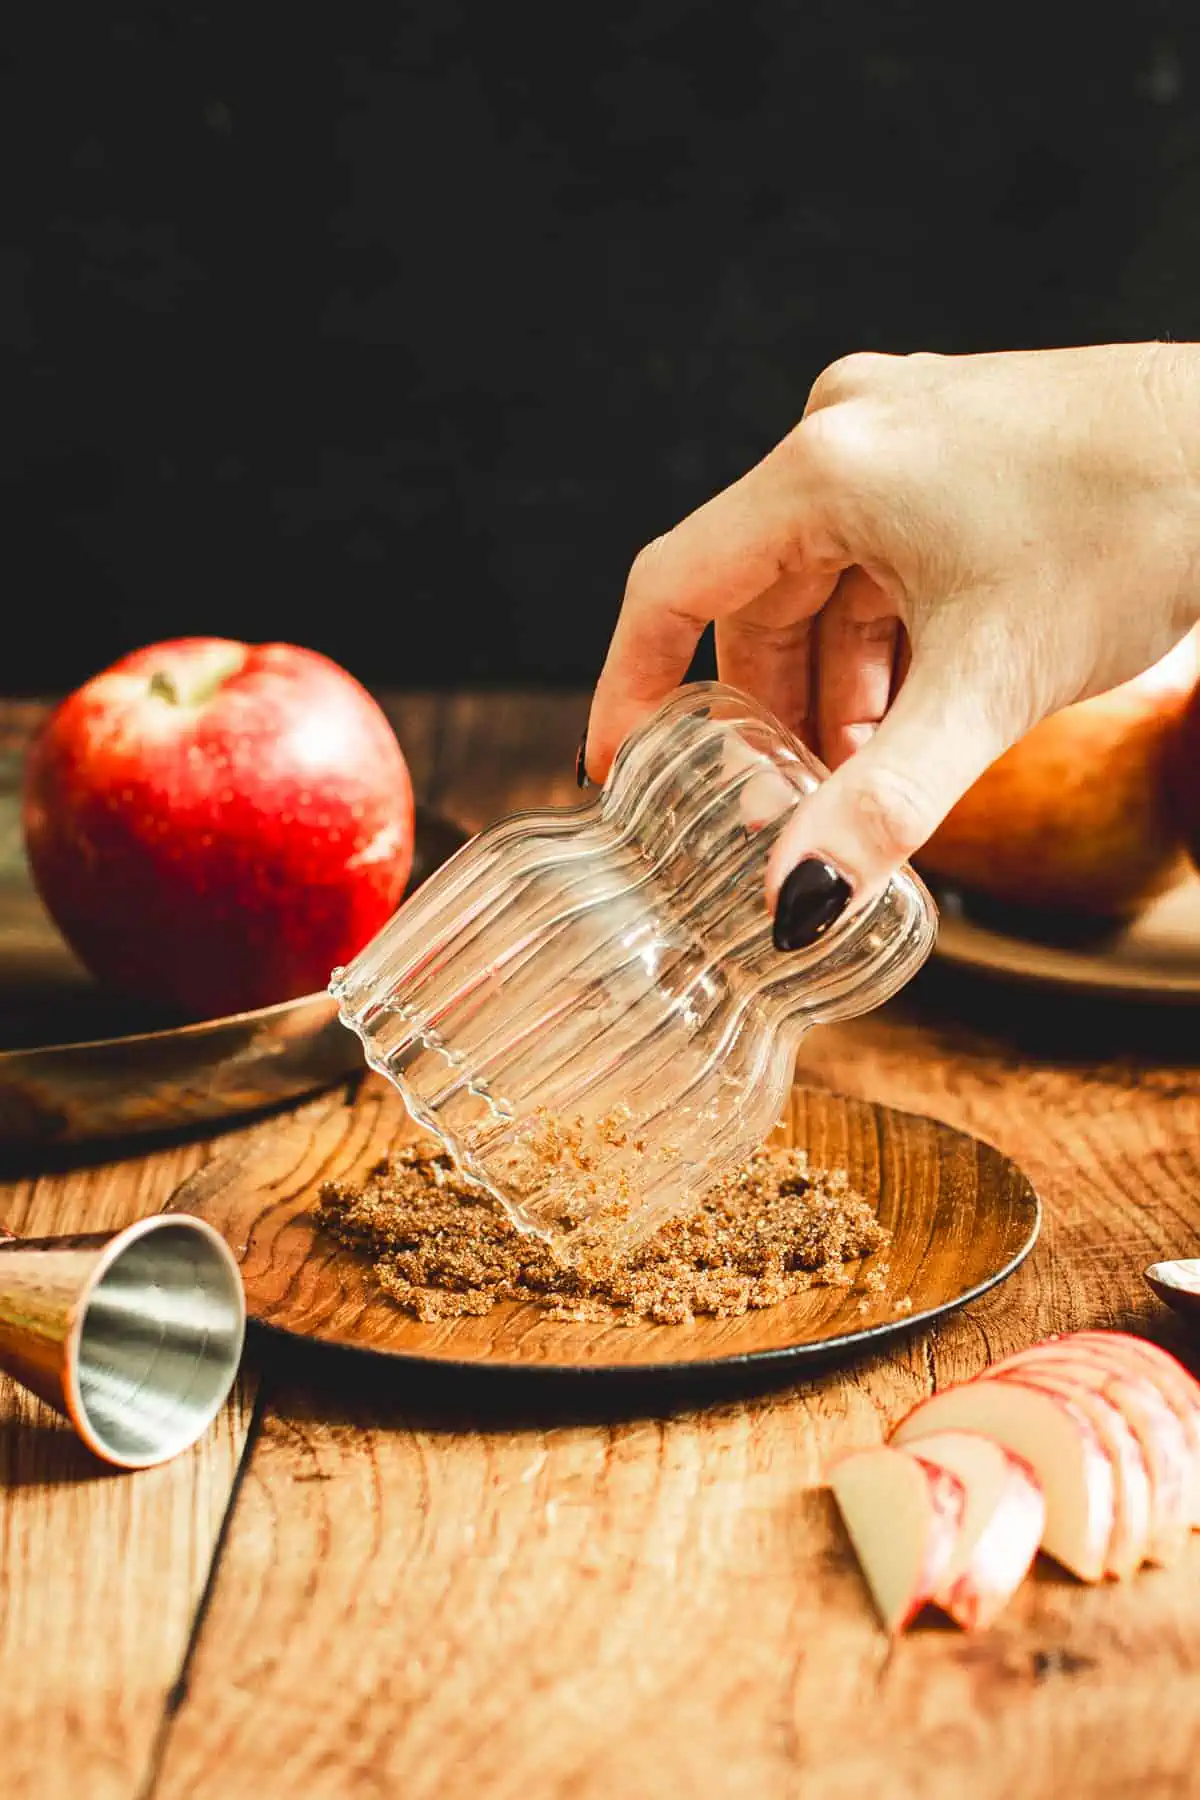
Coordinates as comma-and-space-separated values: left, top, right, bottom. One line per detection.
2, 691, 1199, 1800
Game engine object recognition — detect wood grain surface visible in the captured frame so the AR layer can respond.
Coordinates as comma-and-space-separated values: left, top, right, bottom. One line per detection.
0, 1130, 257, 1800
168, 1077, 1039, 1371
2, 692, 1200, 1800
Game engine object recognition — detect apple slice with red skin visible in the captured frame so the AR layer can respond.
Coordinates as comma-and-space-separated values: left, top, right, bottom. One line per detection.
1092, 1373, 1192, 1561
1019, 1333, 1200, 1529
830, 1447, 965, 1633
983, 1352, 1191, 1566
985, 1370, 1150, 1578
896, 1430, 1045, 1630
892, 1381, 1114, 1583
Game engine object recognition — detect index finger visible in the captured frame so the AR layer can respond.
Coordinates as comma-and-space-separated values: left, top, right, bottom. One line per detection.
583, 428, 845, 777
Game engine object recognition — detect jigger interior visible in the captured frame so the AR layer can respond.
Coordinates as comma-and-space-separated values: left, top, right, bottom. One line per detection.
0, 1215, 246, 1469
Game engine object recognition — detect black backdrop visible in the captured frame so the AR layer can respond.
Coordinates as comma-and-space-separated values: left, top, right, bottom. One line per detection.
6, 3, 1200, 693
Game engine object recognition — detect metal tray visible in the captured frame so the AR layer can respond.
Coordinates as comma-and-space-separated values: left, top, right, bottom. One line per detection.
0, 740, 467, 1149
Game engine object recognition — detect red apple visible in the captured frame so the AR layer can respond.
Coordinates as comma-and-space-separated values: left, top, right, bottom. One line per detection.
899, 1430, 1045, 1630
916, 630, 1200, 923
22, 638, 414, 1018
892, 1378, 1115, 1582
830, 1446, 965, 1633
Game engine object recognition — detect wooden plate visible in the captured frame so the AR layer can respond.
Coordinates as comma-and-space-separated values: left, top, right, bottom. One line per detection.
168, 1080, 1041, 1375
932, 876, 1200, 1002
0, 737, 469, 1147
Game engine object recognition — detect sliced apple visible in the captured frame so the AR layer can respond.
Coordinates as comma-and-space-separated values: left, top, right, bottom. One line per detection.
1047, 1332, 1200, 1528
830, 1447, 965, 1633
1097, 1373, 1192, 1562
987, 1369, 1150, 1578
892, 1381, 1114, 1583
986, 1350, 1192, 1566
898, 1430, 1045, 1629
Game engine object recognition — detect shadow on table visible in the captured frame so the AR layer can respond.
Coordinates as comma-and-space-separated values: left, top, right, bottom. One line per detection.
0, 1410, 120, 1489
250, 1321, 931, 1436
247, 1264, 1200, 1438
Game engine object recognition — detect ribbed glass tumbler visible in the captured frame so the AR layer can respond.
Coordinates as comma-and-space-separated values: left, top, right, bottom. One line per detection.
331, 683, 937, 1250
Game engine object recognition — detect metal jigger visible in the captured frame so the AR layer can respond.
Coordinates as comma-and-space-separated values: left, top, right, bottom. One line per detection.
0, 1214, 246, 1469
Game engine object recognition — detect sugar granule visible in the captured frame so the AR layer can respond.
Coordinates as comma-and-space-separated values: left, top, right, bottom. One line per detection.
316, 1133, 892, 1327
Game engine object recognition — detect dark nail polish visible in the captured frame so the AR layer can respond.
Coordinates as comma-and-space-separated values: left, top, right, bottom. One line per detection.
773, 859, 852, 951
575, 730, 591, 788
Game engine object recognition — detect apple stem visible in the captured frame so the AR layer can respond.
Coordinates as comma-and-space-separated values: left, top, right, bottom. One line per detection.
146, 646, 248, 708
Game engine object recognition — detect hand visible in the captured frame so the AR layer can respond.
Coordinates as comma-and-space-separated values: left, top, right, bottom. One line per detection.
581, 344, 1200, 947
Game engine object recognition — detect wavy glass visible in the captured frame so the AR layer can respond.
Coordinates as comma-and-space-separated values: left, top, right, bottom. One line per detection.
332, 684, 937, 1248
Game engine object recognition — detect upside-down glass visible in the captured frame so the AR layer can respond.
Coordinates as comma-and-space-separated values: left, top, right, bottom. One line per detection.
331, 683, 937, 1250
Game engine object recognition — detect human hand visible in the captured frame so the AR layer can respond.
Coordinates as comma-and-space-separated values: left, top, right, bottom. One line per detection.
580, 344, 1200, 947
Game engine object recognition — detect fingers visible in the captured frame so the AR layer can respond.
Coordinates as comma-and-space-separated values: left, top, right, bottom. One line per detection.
813, 567, 902, 768
714, 570, 824, 742
583, 433, 846, 778
767, 619, 1027, 948
891, 624, 912, 699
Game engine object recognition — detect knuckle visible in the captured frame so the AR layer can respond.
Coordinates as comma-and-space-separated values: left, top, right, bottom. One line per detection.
726, 612, 810, 655
629, 535, 669, 580
844, 606, 898, 643
798, 398, 887, 491
807, 350, 893, 412
901, 349, 945, 377
625, 534, 674, 601
848, 766, 936, 866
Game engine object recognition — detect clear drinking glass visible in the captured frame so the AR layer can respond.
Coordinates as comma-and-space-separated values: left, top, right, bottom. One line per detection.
331, 683, 937, 1250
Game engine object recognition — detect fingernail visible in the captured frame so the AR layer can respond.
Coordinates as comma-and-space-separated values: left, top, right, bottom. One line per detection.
575, 730, 591, 789
772, 859, 853, 951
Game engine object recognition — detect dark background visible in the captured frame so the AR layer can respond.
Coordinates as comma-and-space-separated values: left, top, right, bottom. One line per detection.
5, 3, 1200, 694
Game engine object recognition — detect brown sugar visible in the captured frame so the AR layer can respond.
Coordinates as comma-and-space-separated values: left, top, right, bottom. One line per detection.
315, 1126, 892, 1327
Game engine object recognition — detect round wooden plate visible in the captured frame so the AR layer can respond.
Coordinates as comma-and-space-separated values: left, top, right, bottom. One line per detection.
932, 876, 1200, 1002
168, 1080, 1041, 1375
0, 736, 469, 1147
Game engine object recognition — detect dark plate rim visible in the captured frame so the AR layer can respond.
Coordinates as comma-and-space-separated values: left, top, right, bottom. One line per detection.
0, 804, 469, 1067
933, 917, 1200, 1003
189, 1101, 1043, 1378
0, 984, 339, 1067
242, 1222, 1039, 1377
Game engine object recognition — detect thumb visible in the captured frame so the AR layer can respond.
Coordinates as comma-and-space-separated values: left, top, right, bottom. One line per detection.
765, 642, 1029, 950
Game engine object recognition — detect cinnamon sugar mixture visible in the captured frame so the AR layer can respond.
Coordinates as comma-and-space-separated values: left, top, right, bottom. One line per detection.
316, 1116, 891, 1326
